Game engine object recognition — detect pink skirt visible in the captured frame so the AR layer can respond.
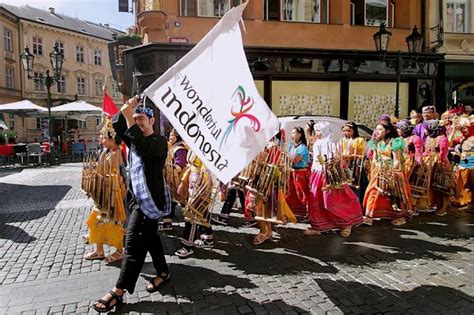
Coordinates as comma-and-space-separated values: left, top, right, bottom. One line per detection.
308, 171, 363, 231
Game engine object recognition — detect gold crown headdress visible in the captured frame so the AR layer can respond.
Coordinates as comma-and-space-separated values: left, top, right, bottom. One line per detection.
410, 110, 419, 117
101, 117, 116, 139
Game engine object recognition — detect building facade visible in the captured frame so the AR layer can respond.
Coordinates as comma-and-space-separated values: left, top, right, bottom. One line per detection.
0, 7, 21, 131
0, 5, 123, 142
116, 0, 443, 128
428, 0, 474, 107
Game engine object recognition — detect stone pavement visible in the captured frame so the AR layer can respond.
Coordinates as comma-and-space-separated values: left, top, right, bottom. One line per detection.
0, 164, 473, 314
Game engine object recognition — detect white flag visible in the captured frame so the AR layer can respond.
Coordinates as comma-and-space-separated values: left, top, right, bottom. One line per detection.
144, 2, 279, 184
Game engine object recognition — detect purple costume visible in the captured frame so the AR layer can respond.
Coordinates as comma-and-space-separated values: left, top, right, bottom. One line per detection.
413, 121, 428, 142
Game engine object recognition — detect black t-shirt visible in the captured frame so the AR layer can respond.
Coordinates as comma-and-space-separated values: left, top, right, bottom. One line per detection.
112, 112, 167, 209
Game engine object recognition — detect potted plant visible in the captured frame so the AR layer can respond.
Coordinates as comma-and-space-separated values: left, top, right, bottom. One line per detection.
0, 131, 6, 145
6, 131, 16, 144
116, 33, 142, 46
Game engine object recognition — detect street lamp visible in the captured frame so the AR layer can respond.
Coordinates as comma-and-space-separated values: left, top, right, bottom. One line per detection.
20, 44, 64, 165
373, 24, 423, 118
406, 26, 423, 55
373, 23, 392, 55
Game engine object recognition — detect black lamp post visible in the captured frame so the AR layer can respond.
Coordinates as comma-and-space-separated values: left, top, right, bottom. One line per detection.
373, 23, 392, 55
406, 26, 423, 55
373, 24, 423, 118
20, 44, 64, 165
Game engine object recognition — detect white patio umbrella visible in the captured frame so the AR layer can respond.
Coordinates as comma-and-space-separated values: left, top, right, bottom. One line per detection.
0, 100, 47, 116
50, 100, 102, 120
0, 120, 8, 130
51, 101, 103, 145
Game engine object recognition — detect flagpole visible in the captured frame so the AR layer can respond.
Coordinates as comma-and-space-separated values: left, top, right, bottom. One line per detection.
102, 77, 109, 124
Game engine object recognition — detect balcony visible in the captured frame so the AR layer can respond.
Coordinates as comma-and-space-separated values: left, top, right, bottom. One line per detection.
441, 32, 474, 60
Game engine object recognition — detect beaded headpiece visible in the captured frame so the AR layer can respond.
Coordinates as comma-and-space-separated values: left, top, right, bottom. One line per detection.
426, 119, 440, 131
133, 105, 154, 118
396, 119, 413, 136
100, 117, 116, 139
422, 105, 436, 113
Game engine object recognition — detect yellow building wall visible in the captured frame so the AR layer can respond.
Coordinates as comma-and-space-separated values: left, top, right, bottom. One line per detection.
2, 19, 123, 142
255, 80, 264, 99
0, 11, 22, 104
348, 82, 408, 129
271, 81, 341, 116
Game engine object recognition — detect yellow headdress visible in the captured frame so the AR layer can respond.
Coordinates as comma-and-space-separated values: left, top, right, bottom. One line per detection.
440, 110, 451, 120
455, 116, 470, 128
100, 117, 116, 139
409, 110, 420, 125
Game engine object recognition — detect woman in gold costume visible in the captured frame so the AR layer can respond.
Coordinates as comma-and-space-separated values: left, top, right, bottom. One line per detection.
83, 119, 127, 263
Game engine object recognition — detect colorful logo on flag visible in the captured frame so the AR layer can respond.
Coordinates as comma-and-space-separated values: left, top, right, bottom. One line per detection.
220, 86, 261, 149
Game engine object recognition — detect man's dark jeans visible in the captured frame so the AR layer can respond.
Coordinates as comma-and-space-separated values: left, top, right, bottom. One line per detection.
116, 207, 169, 294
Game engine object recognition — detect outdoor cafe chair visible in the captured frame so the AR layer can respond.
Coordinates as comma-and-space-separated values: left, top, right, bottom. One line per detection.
72, 142, 85, 161
27, 143, 44, 166
13, 144, 27, 165
87, 141, 100, 154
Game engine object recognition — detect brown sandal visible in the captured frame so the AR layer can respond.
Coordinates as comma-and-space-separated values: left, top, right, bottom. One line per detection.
303, 229, 321, 236
391, 218, 406, 226
340, 227, 352, 238
104, 251, 124, 264
252, 233, 272, 245
84, 251, 104, 260
146, 272, 171, 293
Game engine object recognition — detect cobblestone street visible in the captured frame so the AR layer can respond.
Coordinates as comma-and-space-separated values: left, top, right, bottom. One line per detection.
0, 164, 473, 314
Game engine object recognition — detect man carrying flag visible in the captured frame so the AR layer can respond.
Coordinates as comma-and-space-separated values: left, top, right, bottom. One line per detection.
92, 2, 279, 311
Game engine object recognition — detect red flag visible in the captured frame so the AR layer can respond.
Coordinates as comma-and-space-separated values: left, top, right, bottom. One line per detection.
103, 91, 119, 117
102, 90, 126, 158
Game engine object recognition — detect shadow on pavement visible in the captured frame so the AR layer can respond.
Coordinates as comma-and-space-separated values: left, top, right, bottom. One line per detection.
274, 224, 470, 265
113, 263, 307, 314
0, 222, 39, 243
0, 183, 71, 243
163, 225, 338, 276
115, 292, 308, 314
264, 216, 471, 266
0, 168, 23, 178
412, 212, 474, 240
316, 278, 474, 314
143, 262, 257, 293
161, 213, 471, 273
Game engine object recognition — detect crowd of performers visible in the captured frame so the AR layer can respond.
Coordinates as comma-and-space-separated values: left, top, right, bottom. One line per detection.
81, 104, 474, 262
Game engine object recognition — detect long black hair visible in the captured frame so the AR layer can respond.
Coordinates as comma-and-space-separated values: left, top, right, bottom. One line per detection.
377, 122, 398, 140
170, 128, 183, 143
293, 126, 307, 147
342, 122, 360, 138
305, 120, 315, 136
